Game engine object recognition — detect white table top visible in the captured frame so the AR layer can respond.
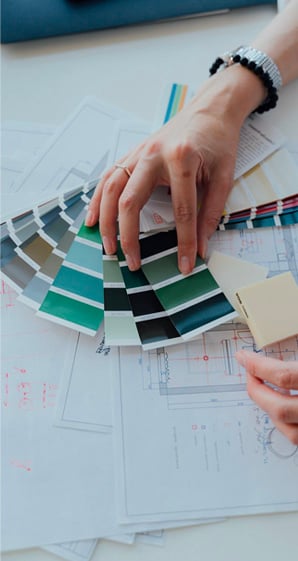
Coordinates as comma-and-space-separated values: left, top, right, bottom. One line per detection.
1, 5, 298, 561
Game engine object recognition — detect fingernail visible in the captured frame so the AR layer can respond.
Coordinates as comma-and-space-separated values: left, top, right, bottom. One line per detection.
125, 254, 140, 271
179, 256, 191, 275
200, 240, 207, 259
85, 210, 94, 226
103, 236, 115, 255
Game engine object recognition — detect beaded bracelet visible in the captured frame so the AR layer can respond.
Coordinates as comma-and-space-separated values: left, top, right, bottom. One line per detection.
209, 46, 283, 114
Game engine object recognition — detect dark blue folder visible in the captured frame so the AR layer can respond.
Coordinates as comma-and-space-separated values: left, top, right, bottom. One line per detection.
1, 1, 274, 43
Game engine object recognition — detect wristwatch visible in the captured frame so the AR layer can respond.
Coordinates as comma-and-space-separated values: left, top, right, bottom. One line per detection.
222, 45, 282, 91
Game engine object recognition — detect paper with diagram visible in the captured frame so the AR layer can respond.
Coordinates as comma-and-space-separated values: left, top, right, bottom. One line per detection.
112, 329, 298, 523
111, 224, 298, 523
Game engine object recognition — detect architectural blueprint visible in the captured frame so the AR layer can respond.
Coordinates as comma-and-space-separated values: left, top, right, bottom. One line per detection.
207, 223, 298, 282
112, 331, 298, 523
57, 224, 298, 428
111, 224, 298, 523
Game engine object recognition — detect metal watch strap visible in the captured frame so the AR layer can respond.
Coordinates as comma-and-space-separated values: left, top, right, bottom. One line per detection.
222, 45, 283, 90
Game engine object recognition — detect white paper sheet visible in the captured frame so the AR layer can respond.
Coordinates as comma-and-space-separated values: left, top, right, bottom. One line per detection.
55, 327, 113, 433
1, 121, 55, 163
0, 285, 135, 550
286, 140, 298, 165
105, 534, 135, 545
106, 120, 150, 166
1, 122, 56, 218
1, 286, 105, 549
135, 530, 165, 546
1, 156, 27, 193
112, 331, 298, 523
1, 281, 218, 550
233, 114, 285, 179
43, 539, 97, 561
1, 98, 142, 220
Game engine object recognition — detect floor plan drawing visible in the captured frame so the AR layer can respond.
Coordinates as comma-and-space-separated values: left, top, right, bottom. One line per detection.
127, 328, 298, 415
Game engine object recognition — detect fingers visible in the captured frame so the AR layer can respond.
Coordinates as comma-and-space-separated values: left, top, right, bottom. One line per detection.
85, 167, 115, 227
246, 373, 298, 423
118, 150, 161, 270
85, 143, 145, 230
268, 419, 298, 447
236, 350, 298, 445
85, 140, 161, 268
246, 373, 298, 445
236, 350, 298, 390
99, 167, 134, 255
166, 144, 198, 275
86, 108, 237, 271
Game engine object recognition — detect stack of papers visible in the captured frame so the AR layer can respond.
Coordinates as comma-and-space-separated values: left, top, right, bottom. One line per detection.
1, 92, 298, 560
1, 145, 298, 338
1, 97, 298, 339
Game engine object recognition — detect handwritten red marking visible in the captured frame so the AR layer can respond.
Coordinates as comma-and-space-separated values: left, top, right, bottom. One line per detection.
0, 280, 16, 307
10, 459, 32, 472
17, 381, 33, 410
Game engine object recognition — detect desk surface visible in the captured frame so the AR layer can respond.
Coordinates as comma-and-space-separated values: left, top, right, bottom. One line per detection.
1, 5, 298, 561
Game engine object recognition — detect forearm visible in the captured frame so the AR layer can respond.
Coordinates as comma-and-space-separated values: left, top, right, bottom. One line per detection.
252, 0, 298, 86
88, 1, 298, 274
191, 0, 298, 126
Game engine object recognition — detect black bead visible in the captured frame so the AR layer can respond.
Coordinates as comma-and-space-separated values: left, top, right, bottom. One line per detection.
263, 76, 271, 88
255, 66, 264, 76
209, 57, 224, 75
209, 53, 279, 114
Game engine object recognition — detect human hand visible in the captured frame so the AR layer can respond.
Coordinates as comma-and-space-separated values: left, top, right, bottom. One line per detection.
86, 67, 263, 273
236, 349, 298, 445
